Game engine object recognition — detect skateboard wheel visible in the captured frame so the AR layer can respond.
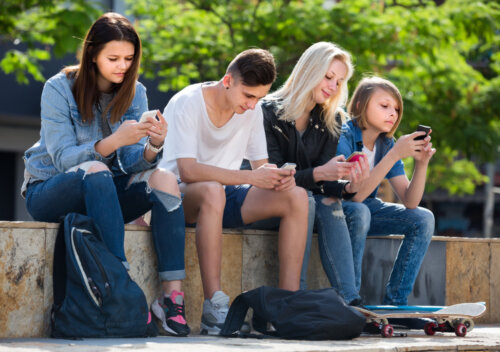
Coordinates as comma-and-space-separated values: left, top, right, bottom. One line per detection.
424, 322, 437, 336
463, 319, 474, 332
381, 324, 394, 338
455, 323, 467, 337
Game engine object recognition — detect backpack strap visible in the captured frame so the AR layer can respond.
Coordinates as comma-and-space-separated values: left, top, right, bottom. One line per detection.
52, 216, 67, 307
219, 294, 250, 336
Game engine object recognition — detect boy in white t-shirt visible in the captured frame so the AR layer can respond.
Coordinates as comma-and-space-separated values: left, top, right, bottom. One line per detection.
159, 49, 308, 335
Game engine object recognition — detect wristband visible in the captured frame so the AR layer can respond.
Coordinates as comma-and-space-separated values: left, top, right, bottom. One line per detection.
146, 137, 164, 153
341, 182, 357, 200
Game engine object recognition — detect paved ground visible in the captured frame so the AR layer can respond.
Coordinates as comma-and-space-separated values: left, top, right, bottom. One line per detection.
1, 325, 500, 352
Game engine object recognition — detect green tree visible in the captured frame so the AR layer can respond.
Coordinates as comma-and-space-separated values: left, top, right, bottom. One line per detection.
0, 0, 101, 84
128, 0, 499, 196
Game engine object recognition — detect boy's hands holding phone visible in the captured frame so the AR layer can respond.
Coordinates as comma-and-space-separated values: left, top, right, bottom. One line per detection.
413, 126, 436, 163
393, 124, 436, 162
251, 163, 296, 191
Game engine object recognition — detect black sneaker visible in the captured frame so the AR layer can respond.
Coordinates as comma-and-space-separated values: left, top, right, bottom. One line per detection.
151, 290, 191, 336
349, 298, 365, 307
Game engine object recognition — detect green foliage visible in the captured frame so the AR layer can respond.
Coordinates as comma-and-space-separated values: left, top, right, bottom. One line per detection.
0, 0, 102, 83
128, 0, 499, 196
1, 0, 497, 195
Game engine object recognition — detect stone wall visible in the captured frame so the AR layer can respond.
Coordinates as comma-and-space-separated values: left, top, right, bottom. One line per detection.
1, 222, 499, 338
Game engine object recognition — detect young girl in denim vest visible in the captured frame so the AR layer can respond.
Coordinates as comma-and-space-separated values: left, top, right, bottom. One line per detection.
22, 13, 189, 335
337, 76, 436, 305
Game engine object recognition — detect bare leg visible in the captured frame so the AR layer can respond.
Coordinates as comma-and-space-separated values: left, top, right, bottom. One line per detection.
180, 181, 225, 299
241, 186, 308, 291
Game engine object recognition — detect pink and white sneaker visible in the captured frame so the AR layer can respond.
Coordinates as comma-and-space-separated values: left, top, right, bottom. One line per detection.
151, 290, 190, 336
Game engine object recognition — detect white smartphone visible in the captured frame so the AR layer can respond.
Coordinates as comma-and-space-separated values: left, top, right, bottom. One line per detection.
139, 110, 159, 123
280, 162, 296, 171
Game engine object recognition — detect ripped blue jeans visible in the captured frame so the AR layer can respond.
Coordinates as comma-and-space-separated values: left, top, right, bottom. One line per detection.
312, 194, 369, 304
25, 163, 186, 282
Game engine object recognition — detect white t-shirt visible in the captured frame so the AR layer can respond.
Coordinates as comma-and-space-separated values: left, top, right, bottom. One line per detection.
362, 145, 376, 170
159, 83, 268, 178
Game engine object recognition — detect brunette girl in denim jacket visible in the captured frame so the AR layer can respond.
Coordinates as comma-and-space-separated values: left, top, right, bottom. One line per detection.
21, 13, 190, 336
337, 76, 436, 305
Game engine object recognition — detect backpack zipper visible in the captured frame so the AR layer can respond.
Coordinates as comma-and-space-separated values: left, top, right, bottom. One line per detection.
70, 227, 102, 307
83, 237, 111, 297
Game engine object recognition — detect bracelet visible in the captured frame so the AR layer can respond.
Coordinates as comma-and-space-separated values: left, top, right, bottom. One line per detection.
146, 137, 164, 153
342, 182, 357, 200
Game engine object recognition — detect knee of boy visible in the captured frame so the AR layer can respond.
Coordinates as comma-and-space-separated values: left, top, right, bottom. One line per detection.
415, 207, 435, 240
200, 182, 226, 208
291, 186, 309, 210
347, 202, 371, 234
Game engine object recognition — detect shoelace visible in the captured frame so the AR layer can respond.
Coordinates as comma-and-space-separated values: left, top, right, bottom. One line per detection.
171, 302, 185, 317
213, 303, 229, 319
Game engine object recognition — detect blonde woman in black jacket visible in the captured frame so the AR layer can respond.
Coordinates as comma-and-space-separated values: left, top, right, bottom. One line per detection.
262, 42, 370, 305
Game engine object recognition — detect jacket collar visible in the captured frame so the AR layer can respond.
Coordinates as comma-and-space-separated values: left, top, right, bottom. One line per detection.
350, 119, 392, 159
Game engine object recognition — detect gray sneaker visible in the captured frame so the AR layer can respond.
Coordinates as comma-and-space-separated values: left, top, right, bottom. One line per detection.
200, 291, 229, 335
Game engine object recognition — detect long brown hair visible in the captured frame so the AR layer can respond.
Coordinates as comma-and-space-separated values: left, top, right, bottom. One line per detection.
63, 12, 142, 124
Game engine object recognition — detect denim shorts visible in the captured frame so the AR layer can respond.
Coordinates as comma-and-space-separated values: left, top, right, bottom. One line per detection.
222, 184, 251, 228
183, 183, 252, 229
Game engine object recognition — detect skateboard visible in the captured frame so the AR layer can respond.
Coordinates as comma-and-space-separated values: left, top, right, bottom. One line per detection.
354, 302, 486, 338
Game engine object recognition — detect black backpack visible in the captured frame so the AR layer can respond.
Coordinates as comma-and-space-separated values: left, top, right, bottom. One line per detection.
51, 213, 157, 338
221, 286, 365, 340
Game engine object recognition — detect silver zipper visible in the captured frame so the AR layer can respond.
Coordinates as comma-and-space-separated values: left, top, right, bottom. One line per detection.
70, 227, 101, 307
272, 124, 289, 141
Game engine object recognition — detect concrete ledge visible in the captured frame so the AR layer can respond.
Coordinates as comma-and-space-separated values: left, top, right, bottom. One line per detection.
1, 221, 499, 338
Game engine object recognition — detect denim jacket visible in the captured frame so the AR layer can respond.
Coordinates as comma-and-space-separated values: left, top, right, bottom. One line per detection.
23, 71, 160, 189
336, 119, 405, 198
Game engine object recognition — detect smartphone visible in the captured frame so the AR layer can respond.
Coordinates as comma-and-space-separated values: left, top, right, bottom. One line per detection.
346, 152, 365, 163
280, 162, 297, 171
414, 124, 431, 140
139, 110, 159, 123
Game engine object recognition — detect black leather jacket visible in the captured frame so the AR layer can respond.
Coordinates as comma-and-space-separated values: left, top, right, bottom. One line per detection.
262, 100, 350, 198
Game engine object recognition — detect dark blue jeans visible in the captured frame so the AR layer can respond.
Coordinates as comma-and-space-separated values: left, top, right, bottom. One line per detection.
26, 168, 186, 281
362, 197, 435, 305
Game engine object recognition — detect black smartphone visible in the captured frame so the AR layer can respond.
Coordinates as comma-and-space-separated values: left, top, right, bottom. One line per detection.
414, 124, 431, 140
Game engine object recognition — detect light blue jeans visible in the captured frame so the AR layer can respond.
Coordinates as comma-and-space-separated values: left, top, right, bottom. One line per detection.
362, 197, 435, 305
304, 195, 369, 304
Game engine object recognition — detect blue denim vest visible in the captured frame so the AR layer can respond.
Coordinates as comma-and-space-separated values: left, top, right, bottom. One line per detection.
23, 71, 159, 187
337, 119, 405, 198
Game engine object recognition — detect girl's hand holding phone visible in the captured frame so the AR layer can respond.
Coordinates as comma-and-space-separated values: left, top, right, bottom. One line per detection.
316, 155, 354, 182
113, 119, 150, 147
346, 154, 369, 193
145, 110, 168, 147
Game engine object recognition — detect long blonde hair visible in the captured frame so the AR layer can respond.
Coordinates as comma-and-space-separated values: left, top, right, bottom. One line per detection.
267, 42, 353, 136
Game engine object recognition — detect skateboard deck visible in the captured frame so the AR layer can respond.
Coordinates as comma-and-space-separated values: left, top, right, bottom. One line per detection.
355, 302, 486, 338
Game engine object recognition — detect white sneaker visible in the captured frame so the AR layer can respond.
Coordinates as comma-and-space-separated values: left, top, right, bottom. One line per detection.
200, 290, 229, 335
